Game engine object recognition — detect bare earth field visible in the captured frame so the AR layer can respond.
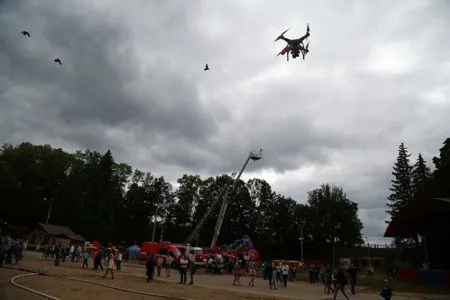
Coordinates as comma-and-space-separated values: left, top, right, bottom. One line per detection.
0, 252, 448, 300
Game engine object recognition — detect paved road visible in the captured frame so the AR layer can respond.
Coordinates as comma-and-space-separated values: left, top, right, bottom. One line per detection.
0, 268, 44, 300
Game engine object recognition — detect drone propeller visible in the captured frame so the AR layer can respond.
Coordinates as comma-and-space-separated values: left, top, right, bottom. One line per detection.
302, 42, 310, 60
274, 28, 290, 42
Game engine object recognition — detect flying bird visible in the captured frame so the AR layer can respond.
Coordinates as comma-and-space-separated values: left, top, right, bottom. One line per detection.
21, 31, 30, 37
204, 64, 209, 71
54, 57, 62, 65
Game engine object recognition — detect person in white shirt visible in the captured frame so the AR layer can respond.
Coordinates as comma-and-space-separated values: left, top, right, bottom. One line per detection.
281, 262, 289, 287
116, 251, 123, 270
179, 256, 188, 284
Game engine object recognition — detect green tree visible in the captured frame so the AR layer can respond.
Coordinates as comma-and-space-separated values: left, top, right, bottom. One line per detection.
431, 138, 450, 196
386, 142, 413, 223
307, 184, 363, 248
411, 153, 431, 199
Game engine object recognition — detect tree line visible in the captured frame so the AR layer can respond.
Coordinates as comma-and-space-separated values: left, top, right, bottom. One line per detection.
0, 142, 364, 260
386, 138, 450, 266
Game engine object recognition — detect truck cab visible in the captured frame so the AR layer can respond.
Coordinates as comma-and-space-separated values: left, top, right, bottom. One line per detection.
139, 241, 181, 264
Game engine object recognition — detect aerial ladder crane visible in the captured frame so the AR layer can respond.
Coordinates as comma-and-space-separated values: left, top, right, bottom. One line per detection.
185, 150, 263, 250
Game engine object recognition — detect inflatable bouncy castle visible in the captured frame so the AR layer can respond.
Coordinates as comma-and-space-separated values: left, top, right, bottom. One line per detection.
221, 235, 260, 261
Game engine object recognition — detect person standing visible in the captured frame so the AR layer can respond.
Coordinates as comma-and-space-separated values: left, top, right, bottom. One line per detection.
179, 255, 188, 284
271, 262, 278, 290
82, 251, 89, 269
116, 251, 122, 271
265, 261, 274, 289
275, 262, 282, 285
188, 259, 196, 285
102, 250, 115, 279
281, 262, 289, 287
380, 279, 392, 300
165, 255, 173, 277
146, 255, 155, 282
248, 265, 256, 287
156, 255, 163, 276
232, 261, 241, 286
348, 264, 358, 294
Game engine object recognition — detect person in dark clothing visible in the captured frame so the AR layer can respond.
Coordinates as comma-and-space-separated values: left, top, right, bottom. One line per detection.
264, 261, 273, 288
347, 264, 358, 295
309, 265, 316, 284
146, 255, 155, 282
93, 251, 103, 271
380, 279, 392, 300
333, 268, 350, 300
188, 260, 196, 285
324, 267, 334, 294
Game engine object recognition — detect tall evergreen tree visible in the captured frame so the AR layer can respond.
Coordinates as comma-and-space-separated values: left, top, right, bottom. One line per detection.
431, 138, 450, 196
411, 153, 431, 198
386, 143, 413, 223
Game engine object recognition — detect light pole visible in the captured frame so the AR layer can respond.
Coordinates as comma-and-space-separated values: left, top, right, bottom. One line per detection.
332, 223, 341, 267
160, 221, 165, 243
44, 197, 53, 224
151, 204, 160, 242
299, 220, 305, 263
332, 236, 336, 267
210, 149, 262, 249
365, 236, 371, 267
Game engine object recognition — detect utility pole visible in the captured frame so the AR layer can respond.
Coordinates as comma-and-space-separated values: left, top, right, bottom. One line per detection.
365, 236, 371, 267
299, 220, 305, 263
332, 237, 336, 267
160, 222, 165, 243
210, 150, 262, 249
151, 204, 159, 242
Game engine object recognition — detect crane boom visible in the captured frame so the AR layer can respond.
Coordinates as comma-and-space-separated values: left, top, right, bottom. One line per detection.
186, 177, 235, 243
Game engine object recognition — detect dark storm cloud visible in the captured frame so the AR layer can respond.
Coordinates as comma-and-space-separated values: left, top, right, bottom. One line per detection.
0, 0, 218, 152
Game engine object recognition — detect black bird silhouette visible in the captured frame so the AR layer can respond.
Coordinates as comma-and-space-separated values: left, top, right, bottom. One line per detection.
204, 64, 209, 71
21, 31, 30, 37
54, 58, 62, 65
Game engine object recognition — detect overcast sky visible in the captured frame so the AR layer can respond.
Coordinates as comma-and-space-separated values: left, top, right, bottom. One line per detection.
1, 0, 449, 244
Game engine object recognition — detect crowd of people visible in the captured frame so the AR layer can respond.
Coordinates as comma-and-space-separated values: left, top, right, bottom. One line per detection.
1, 234, 393, 300
0, 233, 25, 267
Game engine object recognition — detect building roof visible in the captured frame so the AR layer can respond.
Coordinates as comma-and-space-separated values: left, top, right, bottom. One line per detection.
37, 222, 85, 241
384, 198, 450, 238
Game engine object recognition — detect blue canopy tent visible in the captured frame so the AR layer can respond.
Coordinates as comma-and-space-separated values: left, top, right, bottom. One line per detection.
126, 244, 141, 260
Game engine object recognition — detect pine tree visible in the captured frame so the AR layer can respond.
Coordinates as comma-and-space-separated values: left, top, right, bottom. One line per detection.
411, 153, 431, 198
386, 143, 413, 223
431, 138, 450, 196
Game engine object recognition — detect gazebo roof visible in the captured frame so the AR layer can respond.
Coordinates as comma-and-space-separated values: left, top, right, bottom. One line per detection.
384, 198, 450, 238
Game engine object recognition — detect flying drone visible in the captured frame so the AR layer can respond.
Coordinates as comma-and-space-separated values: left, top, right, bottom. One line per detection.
275, 23, 310, 61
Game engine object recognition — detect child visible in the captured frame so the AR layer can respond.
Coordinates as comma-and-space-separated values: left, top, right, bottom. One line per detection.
82, 251, 89, 269
248, 265, 256, 287
380, 279, 392, 300
232, 262, 241, 286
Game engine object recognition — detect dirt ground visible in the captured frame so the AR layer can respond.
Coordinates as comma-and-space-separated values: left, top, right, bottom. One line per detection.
1, 253, 447, 300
